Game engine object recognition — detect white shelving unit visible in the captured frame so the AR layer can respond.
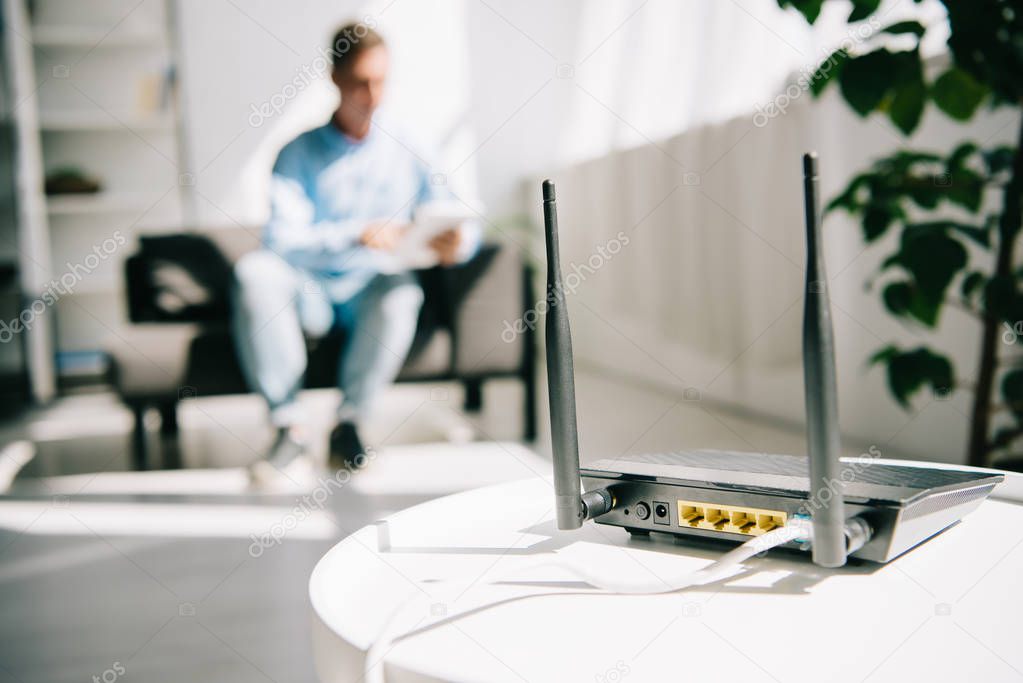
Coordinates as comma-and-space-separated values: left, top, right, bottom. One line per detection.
38, 111, 176, 131
45, 191, 165, 216
31, 25, 166, 48
3, 0, 194, 398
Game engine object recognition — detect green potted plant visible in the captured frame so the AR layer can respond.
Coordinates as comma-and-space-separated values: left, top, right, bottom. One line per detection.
779, 0, 1021, 466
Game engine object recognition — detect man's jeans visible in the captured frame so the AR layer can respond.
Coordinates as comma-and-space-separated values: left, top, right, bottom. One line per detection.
231, 250, 424, 427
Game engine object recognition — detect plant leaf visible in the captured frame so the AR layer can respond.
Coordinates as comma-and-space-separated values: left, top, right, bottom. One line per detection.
961, 271, 985, 300
991, 427, 1023, 450
1002, 370, 1023, 419
869, 345, 899, 366
882, 281, 913, 317
888, 79, 926, 134
943, 0, 1023, 105
839, 49, 899, 116
904, 220, 990, 247
809, 50, 848, 97
862, 202, 900, 241
948, 225, 989, 247
948, 142, 979, 170
943, 168, 984, 212
775, 0, 824, 23
826, 172, 871, 213
906, 176, 942, 209
881, 20, 926, 37
884, 150, 943, 168
898, 230, 968, 295
882, 230, 968, 326
848, 0, 881, 22
885, 280, 942, 326
877, 346, 954, 408
983, 146, 1016, 175
983, 275, 1023, 324
931, 68, 987, 120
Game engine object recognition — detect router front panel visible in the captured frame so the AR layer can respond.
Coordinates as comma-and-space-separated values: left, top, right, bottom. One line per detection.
581, 474, 908, 562
581, 450, 1001, 504
887, 482, 997, 559
578, 451, 1004, 562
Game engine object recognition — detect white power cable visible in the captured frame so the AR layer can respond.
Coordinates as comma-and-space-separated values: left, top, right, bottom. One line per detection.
547, 519, 811, 594
363, 519, 812, 683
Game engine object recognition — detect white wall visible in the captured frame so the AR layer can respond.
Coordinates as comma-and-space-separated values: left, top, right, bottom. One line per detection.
180, 0, 909, 222
549, 89, 1017, 465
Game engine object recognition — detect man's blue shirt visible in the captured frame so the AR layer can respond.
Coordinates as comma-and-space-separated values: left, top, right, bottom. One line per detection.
265, 119, 478, 299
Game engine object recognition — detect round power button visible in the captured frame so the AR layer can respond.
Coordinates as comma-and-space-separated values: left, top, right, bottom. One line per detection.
635, 502, 651, 520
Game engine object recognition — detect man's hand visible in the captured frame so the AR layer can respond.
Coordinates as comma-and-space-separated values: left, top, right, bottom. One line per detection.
360, 220, 407, 250
429, 228, 462, 266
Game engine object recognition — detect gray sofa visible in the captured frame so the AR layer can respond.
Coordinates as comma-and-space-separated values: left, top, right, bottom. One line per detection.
105, 228, 537, 468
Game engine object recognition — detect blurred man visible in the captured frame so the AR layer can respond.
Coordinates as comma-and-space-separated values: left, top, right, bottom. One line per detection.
232, 22, 478, 483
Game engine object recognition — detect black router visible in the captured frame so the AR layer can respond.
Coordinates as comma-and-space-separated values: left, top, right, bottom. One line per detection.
542, 153, 1003, 566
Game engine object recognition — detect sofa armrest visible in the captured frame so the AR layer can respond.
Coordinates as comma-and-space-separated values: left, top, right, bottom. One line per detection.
125, 252, 156, 322
445, 243, 534, 376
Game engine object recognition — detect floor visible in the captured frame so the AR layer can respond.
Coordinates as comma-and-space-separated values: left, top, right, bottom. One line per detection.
0, 366, 878, 683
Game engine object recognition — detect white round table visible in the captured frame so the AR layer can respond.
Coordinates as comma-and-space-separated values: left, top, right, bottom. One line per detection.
310, 468, 1023, 683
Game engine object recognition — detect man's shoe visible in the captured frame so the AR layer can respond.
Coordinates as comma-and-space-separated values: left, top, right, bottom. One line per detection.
329, 421, 370, 471
249, 428, 315, 490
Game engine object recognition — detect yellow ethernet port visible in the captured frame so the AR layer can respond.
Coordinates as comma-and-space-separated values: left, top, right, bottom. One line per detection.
676, 500, 787, 536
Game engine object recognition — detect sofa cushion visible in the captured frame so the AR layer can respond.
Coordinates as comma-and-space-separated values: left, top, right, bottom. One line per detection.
108, 322, 452, 401
129, 233, 236, 322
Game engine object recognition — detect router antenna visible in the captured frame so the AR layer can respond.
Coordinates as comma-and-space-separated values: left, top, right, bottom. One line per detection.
544, 179, 585, 527
802, 153, 847, 568
543, 180, 586, 529
541, 181, 620, 529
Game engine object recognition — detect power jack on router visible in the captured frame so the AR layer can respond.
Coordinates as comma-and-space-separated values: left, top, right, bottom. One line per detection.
653, 502, 670, 525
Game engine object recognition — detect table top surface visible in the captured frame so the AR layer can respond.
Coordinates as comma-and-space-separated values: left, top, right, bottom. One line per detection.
310, 465, 1023, 683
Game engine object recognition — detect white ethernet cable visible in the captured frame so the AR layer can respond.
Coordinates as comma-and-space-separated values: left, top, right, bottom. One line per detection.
363, 518, 816, 683
552, 518, 813, 594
